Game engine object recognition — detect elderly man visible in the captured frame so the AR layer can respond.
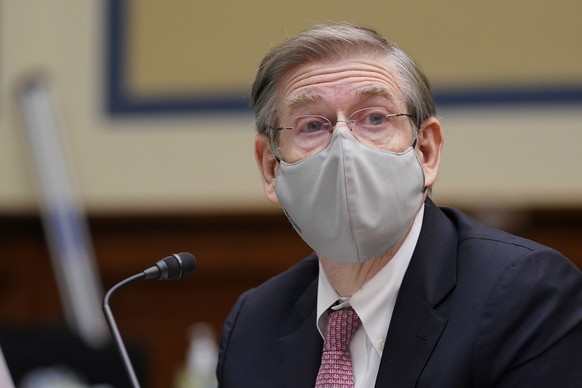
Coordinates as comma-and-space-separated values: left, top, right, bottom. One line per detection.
217, 24, 582, 387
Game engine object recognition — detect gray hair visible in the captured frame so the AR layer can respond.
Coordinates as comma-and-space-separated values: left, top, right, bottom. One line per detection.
250, 23, 436, 146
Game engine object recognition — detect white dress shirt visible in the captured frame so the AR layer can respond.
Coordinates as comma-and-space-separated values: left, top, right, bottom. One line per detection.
316, 206, 424, 388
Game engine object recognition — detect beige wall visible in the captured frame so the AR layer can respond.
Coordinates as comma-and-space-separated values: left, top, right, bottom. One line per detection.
1, 0, 581, 214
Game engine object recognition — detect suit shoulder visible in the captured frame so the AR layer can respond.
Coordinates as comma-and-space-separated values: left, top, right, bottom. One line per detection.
437, 206, 582, 291
441, 206, 562, 257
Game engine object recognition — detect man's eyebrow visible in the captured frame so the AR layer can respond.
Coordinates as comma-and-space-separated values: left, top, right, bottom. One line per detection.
282, 91, 321, 110
357, 86, 398, 102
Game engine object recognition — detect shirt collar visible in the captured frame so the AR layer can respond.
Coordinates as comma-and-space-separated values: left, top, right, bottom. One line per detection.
317, 205, 425, 355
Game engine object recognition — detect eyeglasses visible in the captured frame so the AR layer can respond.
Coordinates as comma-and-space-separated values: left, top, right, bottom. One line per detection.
271, 107, 414, 161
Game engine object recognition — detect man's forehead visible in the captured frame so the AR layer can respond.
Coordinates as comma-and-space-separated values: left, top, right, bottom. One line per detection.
281, 85, 399, 110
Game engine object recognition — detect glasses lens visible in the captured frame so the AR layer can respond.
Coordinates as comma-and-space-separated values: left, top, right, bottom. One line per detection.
349, 107, 396, 144
279, 115, 332, 160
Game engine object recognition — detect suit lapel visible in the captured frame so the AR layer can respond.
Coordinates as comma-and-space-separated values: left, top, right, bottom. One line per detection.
277, 275, 323, 388
375, 287, 448, 386
375, 201, 458, 387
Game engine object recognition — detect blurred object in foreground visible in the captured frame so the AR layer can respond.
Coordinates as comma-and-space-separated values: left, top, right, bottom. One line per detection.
17, 75, 108, 347
174, 322, 218, 388
0, 346, 15, 388
0, 324, 145, 387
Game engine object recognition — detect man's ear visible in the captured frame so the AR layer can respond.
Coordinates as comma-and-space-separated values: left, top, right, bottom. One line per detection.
255, 133, 280, 205
415, 117, 443, 189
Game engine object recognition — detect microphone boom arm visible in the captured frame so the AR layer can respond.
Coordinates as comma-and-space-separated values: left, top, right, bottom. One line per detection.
102, 273, 145, 388
102, 252, 196, 388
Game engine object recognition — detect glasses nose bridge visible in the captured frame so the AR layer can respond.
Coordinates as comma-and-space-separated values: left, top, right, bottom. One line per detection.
329, 119, 354, 133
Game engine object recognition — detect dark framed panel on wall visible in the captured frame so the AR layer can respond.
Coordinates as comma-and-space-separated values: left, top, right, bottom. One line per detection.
105, 0, 250, 115
105, 0, 582, 116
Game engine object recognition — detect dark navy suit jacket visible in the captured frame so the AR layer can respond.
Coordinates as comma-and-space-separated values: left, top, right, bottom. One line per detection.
217, 201, 582, 387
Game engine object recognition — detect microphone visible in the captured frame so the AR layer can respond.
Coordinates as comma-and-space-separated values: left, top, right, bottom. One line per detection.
102, 252, 197, 388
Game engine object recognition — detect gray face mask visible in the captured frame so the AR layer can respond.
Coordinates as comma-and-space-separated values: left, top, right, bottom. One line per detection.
275, 127, 425, 264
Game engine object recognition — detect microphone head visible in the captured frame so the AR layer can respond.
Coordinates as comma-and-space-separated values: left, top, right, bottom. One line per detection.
147, 252, 197, 280
171, 252, 197, 278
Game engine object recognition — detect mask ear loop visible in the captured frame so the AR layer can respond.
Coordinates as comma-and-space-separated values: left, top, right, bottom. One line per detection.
410, 125, 428, 194
414, 138, 427, 194
273, 147, 282, 163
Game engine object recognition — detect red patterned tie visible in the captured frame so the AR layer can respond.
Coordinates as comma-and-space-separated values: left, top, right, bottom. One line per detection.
315, 307, 361, 388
